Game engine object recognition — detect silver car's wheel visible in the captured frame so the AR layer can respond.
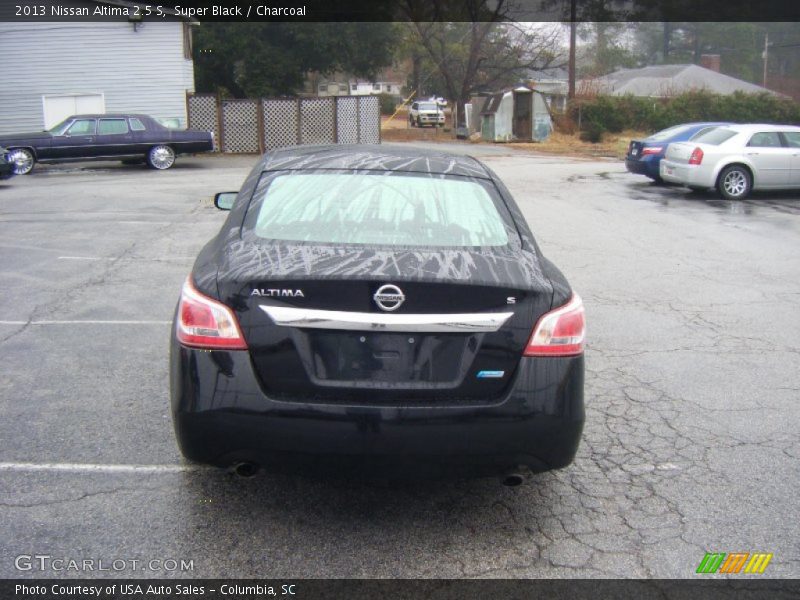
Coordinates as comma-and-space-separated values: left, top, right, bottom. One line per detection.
8, 148, 34, 175
147, 145, 176, 170
718, 165, 751, 200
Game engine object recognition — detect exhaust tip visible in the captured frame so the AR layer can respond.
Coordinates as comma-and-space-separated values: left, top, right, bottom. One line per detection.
502, 473, 524, 487
233, 462, 260, 478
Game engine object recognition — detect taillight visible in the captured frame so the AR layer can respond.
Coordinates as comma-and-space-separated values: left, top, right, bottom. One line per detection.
641, 146, 663, 155
176, 277, 247, 350
524, 294, 585, 357
689, 147, 704, 165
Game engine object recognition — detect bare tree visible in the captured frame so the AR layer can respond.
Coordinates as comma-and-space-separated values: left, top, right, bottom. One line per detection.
401, 1, 564, 125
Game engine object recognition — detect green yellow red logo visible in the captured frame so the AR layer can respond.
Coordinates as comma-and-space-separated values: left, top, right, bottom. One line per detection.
696, 552, 773, 574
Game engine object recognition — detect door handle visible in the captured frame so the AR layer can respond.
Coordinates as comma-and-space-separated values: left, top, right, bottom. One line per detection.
746, 152, 759, 156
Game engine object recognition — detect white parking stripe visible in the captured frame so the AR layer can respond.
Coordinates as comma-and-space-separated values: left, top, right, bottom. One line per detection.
57, 256, 195, 261
0, 320, 170, 325
0, 462, 203, 474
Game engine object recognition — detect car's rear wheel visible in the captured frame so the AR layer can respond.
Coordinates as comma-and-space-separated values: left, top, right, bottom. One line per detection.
8, 148, 34, 175
717, 165, 751, 200
147, 145, 176, 170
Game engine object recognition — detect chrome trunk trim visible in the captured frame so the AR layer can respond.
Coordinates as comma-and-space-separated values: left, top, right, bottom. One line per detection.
259, 305, 513, 333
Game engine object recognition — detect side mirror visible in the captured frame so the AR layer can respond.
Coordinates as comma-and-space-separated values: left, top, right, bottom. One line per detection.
214, 192, 237, 211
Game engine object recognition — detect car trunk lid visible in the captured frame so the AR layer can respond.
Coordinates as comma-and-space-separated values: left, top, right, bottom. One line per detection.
664, 142, 700, 164
217, 243, 553, 404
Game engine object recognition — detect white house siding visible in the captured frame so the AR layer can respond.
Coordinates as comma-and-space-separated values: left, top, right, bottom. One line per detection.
0, 21, 195, 134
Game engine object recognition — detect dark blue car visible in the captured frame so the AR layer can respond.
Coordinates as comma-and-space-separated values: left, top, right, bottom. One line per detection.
626, 122, 731, 182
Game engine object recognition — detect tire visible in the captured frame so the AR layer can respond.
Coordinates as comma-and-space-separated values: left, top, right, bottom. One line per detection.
717, 165, 751, 200
8, 148, 35, 175
147, 145, 176, 170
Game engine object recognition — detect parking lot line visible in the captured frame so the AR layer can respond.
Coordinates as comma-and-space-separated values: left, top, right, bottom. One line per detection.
0, 462, 202, 474
57, 256, 195, 261
0, 320, 170, 325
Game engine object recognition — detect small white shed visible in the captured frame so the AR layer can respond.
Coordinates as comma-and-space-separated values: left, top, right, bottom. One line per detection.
480, 86, 553, 143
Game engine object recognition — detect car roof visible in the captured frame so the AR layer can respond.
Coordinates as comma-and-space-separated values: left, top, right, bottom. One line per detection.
715, 123, 800, 133
260, 144, 492, 178
62, 114, 155, 120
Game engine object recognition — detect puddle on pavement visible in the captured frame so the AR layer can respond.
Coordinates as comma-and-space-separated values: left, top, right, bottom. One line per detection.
620, 175, 800, 219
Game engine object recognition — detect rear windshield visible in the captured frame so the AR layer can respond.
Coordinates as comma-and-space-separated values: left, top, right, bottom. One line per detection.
245, 172, 512, 247
691, 128, 737, 145
647, 124, 693, 141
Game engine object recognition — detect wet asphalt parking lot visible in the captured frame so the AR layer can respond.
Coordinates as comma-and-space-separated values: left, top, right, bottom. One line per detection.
0, 143, 798, 579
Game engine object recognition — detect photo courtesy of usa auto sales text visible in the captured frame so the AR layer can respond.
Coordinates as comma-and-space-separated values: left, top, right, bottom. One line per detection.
15, 583, 299, 596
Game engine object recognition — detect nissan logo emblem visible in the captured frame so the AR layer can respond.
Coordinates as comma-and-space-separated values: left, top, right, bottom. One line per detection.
373, 284, 405, 312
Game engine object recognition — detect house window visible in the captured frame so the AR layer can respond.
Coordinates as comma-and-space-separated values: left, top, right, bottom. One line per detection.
351, 83, 357, 91
373, 83, 380, 91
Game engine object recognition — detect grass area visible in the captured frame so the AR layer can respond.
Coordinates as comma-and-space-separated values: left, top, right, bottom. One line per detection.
380, 110, 647, 161
511, 129, 647, 160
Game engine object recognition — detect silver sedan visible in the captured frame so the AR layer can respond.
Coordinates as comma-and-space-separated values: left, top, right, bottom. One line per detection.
660, 123, 800, 199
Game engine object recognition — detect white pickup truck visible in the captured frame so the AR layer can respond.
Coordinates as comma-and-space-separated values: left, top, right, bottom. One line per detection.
409, 101, 445, 128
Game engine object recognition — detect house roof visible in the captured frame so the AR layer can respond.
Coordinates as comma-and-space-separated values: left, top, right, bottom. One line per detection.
587, 64, 777, 97
528, 67, 569, 82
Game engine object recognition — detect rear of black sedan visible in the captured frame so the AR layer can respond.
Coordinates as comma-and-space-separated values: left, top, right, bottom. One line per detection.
170, 145, 585, 477
0, 147, 14, 180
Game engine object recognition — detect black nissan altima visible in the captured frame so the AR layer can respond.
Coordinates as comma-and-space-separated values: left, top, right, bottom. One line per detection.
170, 145, 585, 478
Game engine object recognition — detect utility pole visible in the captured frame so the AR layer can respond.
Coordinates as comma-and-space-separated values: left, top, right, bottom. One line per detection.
762, 32, 769, 88
568, 0, 576, 99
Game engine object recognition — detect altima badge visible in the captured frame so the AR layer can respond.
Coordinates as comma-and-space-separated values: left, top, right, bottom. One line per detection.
373, 284, 405, 312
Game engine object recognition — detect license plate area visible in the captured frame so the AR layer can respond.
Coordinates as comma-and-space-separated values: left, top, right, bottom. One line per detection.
300, 331, 476, 386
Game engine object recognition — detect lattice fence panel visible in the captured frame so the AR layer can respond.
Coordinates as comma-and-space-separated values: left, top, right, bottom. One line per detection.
335, 97, 359, 145
187, 94, 219, 150
357, 96, 380, 144
262, 99, 298, 151
221, 99, 259, 153
300, 98, 335, 146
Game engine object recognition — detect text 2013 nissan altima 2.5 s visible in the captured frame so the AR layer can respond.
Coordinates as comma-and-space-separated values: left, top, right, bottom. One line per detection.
170, 145, 585, 478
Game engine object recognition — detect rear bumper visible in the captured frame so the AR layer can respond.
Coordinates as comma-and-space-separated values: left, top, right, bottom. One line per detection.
0, 161, 14, 180
170, 341, 585, 476
625, 156, 660, 178
660, 159, 715, 187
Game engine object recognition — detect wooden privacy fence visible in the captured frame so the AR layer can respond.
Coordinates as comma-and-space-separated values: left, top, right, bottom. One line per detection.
186, 94, 381, 153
